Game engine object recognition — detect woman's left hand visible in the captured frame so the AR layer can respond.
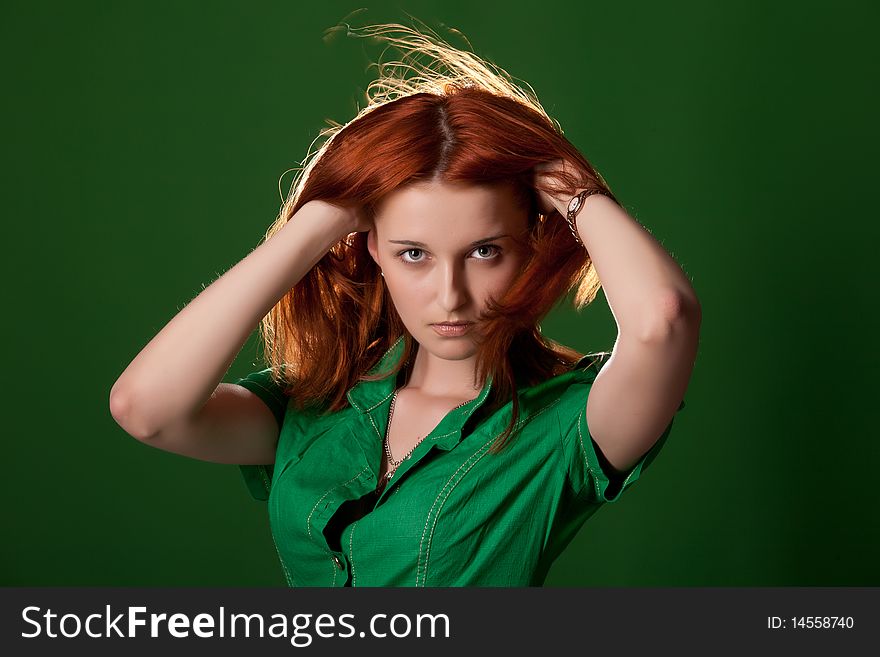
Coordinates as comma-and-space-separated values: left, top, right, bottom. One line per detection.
532, 158, 570, 214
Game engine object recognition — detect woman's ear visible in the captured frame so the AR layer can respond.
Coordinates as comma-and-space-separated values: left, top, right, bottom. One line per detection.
366, 224, 379, 265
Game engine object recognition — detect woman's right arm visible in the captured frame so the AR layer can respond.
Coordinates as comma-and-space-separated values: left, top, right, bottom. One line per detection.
109, 200, 363, 464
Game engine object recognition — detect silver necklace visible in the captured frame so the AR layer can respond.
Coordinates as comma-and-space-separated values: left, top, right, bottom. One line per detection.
375, 388, 475, 494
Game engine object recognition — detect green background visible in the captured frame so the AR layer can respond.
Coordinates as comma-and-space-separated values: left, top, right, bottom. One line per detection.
2, 0, 876, 586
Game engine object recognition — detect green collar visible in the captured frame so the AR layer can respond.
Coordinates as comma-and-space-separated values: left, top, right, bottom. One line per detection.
345, 335, 407, 413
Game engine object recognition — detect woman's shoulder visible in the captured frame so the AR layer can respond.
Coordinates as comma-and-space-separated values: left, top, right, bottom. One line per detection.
504, 351, 610, 421
524, 351, 610, 394
233, 364, 342, 423
566, 351, 610, 380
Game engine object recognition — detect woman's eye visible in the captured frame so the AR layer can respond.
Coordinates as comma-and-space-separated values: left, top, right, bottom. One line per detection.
472, 245, 501, 260
399, 248, 424, 263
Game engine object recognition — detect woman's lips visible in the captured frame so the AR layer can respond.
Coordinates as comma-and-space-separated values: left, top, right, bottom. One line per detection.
431, 322, 473, 337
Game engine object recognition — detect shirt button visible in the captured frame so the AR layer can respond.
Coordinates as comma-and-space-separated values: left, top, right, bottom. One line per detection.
332, 555, 345, 570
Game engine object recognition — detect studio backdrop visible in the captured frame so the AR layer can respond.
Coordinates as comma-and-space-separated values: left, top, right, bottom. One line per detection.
2, 0, 875, 586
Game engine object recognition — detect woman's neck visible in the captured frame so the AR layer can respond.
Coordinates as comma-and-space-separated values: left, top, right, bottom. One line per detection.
403, 346, 483, 400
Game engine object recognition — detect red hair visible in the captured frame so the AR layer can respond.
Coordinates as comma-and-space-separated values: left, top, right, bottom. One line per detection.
258, 21, 621, 452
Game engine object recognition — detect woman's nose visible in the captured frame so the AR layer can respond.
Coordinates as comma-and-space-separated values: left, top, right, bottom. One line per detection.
437, 262, 469, 312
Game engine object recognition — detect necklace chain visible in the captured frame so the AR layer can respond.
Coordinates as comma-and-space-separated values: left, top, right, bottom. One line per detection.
376, 387, 476, 493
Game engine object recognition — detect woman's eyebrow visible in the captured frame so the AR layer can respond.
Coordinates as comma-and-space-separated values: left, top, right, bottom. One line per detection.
388, 234, 510, 248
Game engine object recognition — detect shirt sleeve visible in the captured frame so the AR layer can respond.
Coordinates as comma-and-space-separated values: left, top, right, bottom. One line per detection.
559, 355, 685, 505
231, 367, 290, 502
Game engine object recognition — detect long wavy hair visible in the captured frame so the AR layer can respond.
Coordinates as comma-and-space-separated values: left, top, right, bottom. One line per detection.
258, 20, 621, 453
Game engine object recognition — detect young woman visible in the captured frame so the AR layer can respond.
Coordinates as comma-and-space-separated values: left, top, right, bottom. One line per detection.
109, 22, 701, 586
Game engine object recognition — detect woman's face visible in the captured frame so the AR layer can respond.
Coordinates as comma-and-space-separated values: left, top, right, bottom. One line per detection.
367, 180, 531, 362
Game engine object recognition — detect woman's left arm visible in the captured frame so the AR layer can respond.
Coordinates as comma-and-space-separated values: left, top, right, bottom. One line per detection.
540, 169, 702, 475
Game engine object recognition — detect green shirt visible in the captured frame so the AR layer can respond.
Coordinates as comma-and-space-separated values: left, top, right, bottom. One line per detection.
234, 336, 685, 587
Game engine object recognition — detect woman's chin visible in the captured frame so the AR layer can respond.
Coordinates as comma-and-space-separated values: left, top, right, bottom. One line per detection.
417, 336, 477, 361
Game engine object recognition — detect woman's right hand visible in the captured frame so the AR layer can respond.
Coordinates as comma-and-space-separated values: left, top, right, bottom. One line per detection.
306, 199, 373, 239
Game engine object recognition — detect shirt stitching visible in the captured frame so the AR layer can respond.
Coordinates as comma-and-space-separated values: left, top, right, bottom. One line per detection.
575, 406, 639, 501
416, 438, 494, 586
366, 412, 383, 442
267, 468, 294, 586
258, 464, 271, 496
364, 389, 395, 413
575, 412, 602, 500
560, 382, 593, 498
349, 522, 357, 586
270, 530, 294, 587
348, 336, 405, 412
557, 392, 580, 497
416, 400, 559, 586
307, 466, 370, 541
306, 468, 368, 587
237, 379, 286, 408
